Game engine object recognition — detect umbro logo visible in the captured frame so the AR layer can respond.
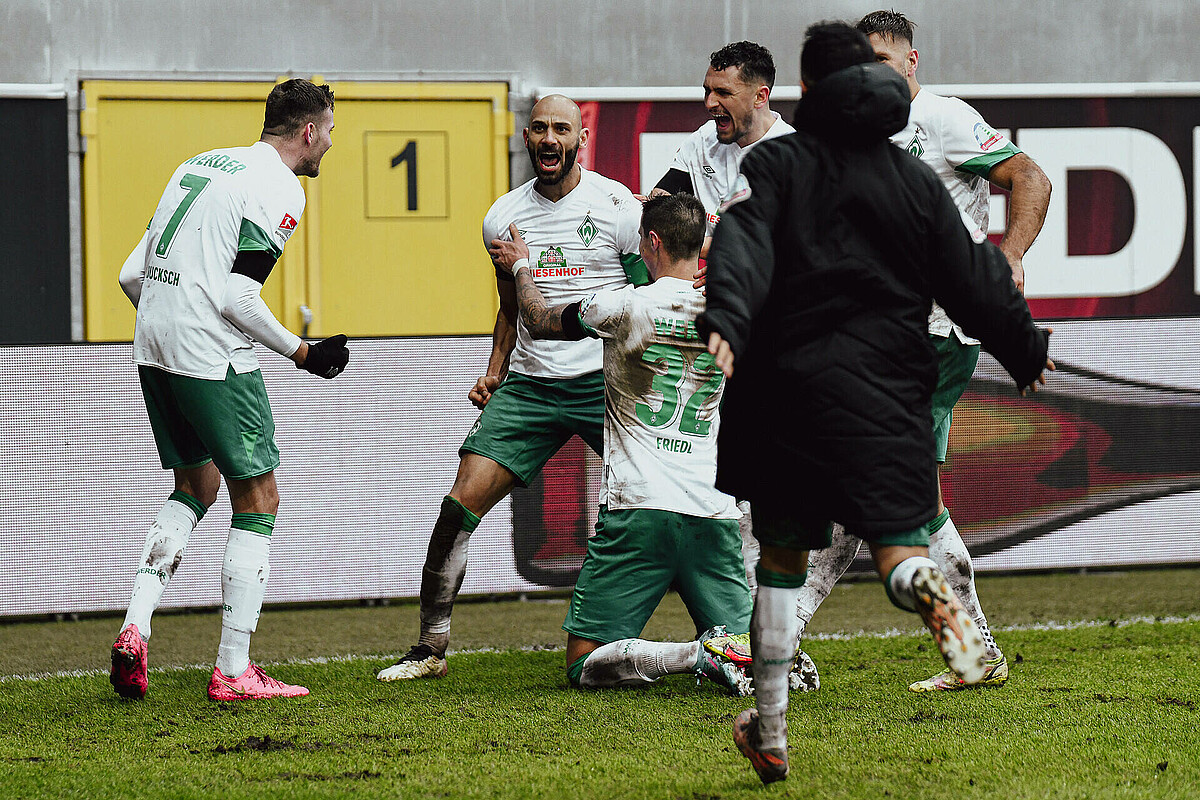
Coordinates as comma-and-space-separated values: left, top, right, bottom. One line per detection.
702, 166, 716, 176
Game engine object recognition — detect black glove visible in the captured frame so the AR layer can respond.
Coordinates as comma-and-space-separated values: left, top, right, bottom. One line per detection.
299, 334, 349, 379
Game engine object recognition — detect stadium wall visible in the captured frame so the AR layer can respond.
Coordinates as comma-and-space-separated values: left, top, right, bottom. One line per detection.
3, 0, 1199, 88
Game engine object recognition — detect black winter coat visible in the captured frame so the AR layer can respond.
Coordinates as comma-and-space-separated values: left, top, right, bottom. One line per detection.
697, 63, 1049, 535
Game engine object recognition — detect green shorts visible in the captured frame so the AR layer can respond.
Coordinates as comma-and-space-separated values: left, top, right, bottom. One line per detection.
931, 334, 981, 463
138, 364, 280, 480
751, 501, 931, 550
460, 371, 604, 487
563, 507, 752, 644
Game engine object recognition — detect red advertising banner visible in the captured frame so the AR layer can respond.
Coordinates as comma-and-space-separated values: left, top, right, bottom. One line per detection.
579, 94, 1200, 318
511, 91, 1200, 583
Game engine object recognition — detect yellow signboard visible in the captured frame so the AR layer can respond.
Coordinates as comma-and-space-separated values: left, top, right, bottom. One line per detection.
82, 80, 511, 341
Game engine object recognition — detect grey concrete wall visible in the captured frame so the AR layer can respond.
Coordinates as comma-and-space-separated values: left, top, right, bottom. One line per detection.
4, 0, 1199, 89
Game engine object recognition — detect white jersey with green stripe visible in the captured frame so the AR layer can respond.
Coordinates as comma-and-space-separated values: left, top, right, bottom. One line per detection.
579, 277, 739, 519
668, 113, 794, 237
484, 168, 646, 380
130, 141, 305, 379
893, 89, 1021, 341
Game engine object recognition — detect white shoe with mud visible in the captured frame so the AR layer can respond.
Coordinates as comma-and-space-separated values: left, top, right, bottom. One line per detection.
377, 645, 448, 681
911, 566, 988, 685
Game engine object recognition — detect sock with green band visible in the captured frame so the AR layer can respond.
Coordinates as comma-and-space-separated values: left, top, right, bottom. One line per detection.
217, 514, 275, 677
752, 584, 801, 750
884, 555, 938, 612
121, 492, 208, 639
756, 564, 808, 589
417, 496, 482, 655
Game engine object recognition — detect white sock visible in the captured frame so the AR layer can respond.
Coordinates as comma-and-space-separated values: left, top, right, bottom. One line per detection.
795, 523, 858, 640
216, 517, 273, 678
122, 497, 200, 639
753, 584, 800, 750
578, 639, 701, 688
737, 500, 760, 597
885, 555, 938, 612
930, 514, 1000, 658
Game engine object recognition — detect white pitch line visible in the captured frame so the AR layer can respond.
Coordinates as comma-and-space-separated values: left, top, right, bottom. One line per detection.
4, 614, 1198, 684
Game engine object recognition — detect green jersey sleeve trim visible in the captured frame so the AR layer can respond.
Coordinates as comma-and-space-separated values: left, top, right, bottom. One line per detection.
956, 144, 1021, 179
237, 218, 283, 260
620, 252, 651, 286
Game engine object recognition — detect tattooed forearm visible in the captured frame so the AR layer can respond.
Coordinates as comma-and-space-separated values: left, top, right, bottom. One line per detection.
514, 269, 571, 338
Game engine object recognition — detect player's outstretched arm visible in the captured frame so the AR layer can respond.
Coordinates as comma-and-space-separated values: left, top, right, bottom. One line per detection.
1018, 327, 1055, 397
220, 251, 349, 378
469, 277, 517, 409
295, 334, 350, 379
988, 153, 1052, 293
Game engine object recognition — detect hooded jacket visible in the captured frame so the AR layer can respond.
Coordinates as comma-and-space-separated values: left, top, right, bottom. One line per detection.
697, 63, 1048, 534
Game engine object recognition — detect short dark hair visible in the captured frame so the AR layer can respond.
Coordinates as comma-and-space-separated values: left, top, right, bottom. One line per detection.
709, 41, 776, 90
800, 21, 875, 87
641, 193, 706, 260
856, 9, 916, 46
263, 79, 335, 137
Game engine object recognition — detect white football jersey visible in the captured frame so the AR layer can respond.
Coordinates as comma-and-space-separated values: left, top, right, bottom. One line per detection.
669, 113, 795, 236
130, 141, 305, 379
483, 168, 644, 379
579, 276, 739, 518
892, 89, 1022, 341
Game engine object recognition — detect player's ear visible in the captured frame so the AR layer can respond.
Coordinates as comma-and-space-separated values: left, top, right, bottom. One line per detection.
755, 85, 769, 108
579, 127, 590, 148
522, 128, 530, 148
909, 49, 919, 77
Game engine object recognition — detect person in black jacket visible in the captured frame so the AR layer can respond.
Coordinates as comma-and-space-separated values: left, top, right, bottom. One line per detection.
696, 22, 1053, 784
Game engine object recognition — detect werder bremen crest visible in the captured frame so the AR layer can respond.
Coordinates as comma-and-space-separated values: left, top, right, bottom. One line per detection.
539, 246, 567, 269
577, 213, 598, 247
906, 134, 924, 158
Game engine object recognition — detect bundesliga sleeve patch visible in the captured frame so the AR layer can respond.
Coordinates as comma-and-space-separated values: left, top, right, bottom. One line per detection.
275, 213, 299, 244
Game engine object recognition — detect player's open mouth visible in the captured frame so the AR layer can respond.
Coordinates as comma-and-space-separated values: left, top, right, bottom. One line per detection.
538, 150, 562, 169
713, 113, 731, 132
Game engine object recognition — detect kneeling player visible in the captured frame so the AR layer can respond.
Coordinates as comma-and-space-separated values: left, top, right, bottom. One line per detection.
490, 194, 751, 693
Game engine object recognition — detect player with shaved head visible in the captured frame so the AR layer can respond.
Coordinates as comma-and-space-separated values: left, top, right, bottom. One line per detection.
378, 95, 670, 683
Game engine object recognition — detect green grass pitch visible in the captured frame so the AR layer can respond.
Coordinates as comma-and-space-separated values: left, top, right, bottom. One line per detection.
2, 568, 1198, 799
